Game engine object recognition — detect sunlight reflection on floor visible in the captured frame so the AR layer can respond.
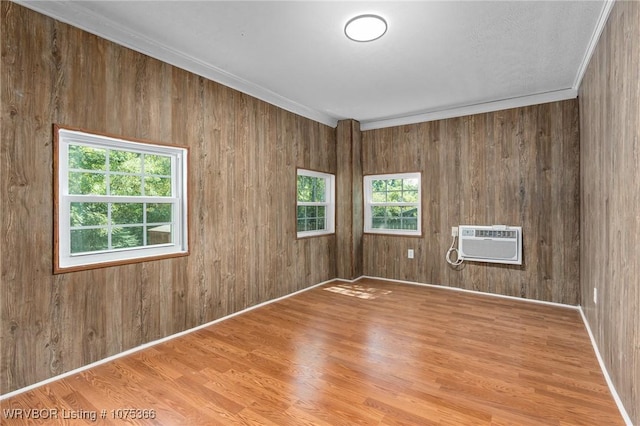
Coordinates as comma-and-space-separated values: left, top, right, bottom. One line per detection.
323, 283, 392, 300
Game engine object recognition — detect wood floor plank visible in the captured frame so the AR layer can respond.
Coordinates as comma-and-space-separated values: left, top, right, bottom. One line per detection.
0, 278, 624, 425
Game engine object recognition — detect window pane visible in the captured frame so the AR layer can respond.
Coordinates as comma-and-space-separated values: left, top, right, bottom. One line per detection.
313, 178, 326, 202
387, 179, 403, 191
296, 170, 334, 236
402, 190, 419, 203
69, 145, 106, 171
371, 179, 386, 192
70, 228, 108, 253
372, 206, 386, 218
144, 177, 172, 197
110, 174, 142, 196
401, 207, 417, 218
403, 178, 419, 191
70, 202, 108, 227
387, 190, 402, 202
147, 203, 172, 224
145, 154, 172, 176
112, 226, 144, 249
305, 205, 317, 218
110, 150, 141, 173
69, 172, 106, 195
297, 176, 313, 202
112, 203, 143, 225
372, 191, 387, 202
387, 206, 401, 218
372, 217, 387, 228
298, 175, 327, 203
147, 225, 172, 245
402, 218, 418, 230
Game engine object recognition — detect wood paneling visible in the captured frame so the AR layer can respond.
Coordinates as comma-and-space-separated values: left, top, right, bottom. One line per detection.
1, 3, 336, 394
336, 119, 363, 279
579, 1, 640, 423
1, 279, 624, 424
362, 100, 580, 305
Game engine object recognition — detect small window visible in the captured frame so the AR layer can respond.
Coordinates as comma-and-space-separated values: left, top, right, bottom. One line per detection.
296, 169, 335, 238
54, 126, 189, 273
364, 172, 422, 236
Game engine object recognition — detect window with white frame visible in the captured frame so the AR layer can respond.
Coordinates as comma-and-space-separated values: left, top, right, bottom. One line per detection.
296, 169, 335, 237
54, 126, 189, 273
364, 172, 422, 236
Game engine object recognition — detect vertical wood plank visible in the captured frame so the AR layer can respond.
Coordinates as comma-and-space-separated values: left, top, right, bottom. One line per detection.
1, 3, 336, 394
361, 101, 580, 305
579, 1, 639, 423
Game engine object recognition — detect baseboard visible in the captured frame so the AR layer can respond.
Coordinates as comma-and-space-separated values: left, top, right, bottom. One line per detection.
5, 275, 632, 426
356, 275, 632, 425
0, 277, 338, 400
358, 275, 580, 310
578, 307, 633, 426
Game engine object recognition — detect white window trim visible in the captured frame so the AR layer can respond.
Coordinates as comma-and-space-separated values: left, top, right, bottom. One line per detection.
54, 126, 189, 273
364, 172, 422, 236
296, 169, 335, 238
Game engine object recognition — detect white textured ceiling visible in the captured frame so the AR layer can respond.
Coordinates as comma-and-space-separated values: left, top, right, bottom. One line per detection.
19, 1, 610, 130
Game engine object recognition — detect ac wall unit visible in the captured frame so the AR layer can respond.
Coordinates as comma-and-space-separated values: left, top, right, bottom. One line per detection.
458, 225, 522, 265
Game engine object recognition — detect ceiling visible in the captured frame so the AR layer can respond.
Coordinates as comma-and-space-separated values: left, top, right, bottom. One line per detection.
19, 1, 611, 130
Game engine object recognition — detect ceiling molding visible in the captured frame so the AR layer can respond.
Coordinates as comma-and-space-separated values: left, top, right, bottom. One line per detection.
572, 0, 616, 91
360, 89, 578, 131
16, 1, 599, 132
17, 0, 340, 128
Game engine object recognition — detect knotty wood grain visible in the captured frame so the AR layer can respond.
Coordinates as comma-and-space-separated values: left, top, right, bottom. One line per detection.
361, 100, 580, 305
579, 1, 640, 423
1, 3, 336, 394
1, 279, 624, 425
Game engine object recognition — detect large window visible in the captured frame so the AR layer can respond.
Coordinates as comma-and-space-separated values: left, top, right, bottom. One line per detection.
297, 169, 335, 238
364, 172, 422, 236
54, 126, 189, 273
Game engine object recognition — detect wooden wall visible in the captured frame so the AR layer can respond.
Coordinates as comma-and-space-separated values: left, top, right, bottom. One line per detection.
336, 119, 363, 279
361, 100, 580, 305
1, 3, 336, 394
579, 1, 639, 423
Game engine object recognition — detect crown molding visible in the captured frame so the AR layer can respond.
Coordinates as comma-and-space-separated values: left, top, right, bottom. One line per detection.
572, 0, 616, 91
16, 0, 340, 128
360, 88, 578, 131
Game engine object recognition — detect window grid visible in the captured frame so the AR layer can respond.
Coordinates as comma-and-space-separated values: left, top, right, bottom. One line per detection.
67, 144, 176, 255
364, 173, 421, 236
55, 126, 188, 273
296, 169, 335, 237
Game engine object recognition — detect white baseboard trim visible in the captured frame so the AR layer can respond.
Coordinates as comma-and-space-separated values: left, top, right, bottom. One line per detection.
358, 275, 580, 310
5, 274, 632, 426
0, 278, 337, 400
359, 275, 632, 424
357, 275, 632, 425
578, 307, 633, 426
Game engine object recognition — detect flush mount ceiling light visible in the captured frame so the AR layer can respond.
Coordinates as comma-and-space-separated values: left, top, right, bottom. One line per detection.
345, 14, 387, 42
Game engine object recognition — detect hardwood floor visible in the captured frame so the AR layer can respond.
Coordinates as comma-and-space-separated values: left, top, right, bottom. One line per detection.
1, 278, 624, 425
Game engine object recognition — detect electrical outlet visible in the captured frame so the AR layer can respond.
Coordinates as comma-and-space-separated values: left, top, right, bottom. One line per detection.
451, 226, 458, 237
408, 249, 414, 259
593, 288, 597, 304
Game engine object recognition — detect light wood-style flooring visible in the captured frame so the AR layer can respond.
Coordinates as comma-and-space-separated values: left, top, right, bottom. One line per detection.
1, 278, 624, 425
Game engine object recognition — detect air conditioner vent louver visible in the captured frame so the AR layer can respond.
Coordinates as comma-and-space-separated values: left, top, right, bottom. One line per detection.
458, 225, 522, 265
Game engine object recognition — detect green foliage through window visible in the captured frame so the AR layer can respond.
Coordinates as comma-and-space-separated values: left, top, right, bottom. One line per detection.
68, 144, 175, 254
365, 173, 421, 234
296, 170, 334, 236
